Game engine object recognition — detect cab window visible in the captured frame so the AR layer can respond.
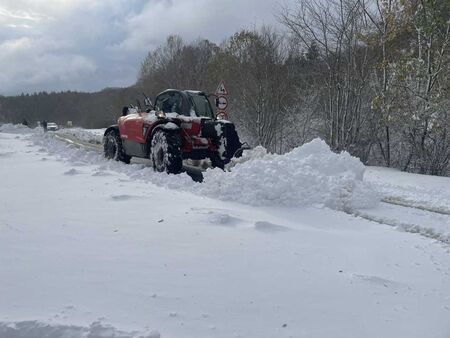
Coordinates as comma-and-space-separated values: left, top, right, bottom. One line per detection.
189, 93, 214, 118
155, 92, 183, 114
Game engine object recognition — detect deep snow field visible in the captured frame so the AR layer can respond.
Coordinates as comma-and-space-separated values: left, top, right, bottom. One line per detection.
1, 124, 449, 338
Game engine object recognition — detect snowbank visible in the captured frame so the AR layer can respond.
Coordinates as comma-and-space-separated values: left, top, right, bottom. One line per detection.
30, 131, 197, 189
0, 320, 160, 338
13, 124, 378, 211
202, 139, 379, 210
0, 123, 36, 134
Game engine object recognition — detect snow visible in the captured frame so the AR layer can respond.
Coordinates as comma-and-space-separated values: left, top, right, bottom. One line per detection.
214, 123, 227, 159
203, 139, 379, 211
365, 166, 450, 214
33, 125, 450, 243
0, 123, 33, 134
28, 127, 377, 212
56, 127, 105, 145
360, 167, 450, 243
0, 321, 161, 338
162, 122, 179, 130
1, 125, 450, 338
143, 111, 160, 123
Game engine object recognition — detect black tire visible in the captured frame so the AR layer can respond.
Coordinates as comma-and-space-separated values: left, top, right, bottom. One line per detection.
103, 130, 131, 164
210, 152, 225, 170
150, 130, 183, 174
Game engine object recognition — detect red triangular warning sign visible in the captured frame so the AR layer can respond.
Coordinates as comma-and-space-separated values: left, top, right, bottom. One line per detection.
215, 80, 228, 96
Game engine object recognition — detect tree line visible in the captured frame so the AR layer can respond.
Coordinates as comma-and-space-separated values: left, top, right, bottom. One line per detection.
1, 0, 449, 175
0, 88, 139, 129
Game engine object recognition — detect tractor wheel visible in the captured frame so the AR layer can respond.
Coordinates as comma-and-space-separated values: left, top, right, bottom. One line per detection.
151, 130, 183, 174
210, 152, 225, 170
103, 130, 131, 164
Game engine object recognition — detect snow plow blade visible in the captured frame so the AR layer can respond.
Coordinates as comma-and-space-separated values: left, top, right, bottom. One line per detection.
233, 143, 251, 158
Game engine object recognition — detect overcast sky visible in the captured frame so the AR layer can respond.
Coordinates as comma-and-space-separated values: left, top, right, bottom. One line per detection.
0, 0, 294, 96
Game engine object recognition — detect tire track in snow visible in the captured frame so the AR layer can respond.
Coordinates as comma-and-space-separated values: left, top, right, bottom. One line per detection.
54, 134, 102, 152
55, 132, 205, 181
351, 202, 450, 245
381, 196, 450, 216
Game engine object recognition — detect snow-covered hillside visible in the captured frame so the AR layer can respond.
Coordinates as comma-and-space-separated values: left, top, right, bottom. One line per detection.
1, 125, 449, 338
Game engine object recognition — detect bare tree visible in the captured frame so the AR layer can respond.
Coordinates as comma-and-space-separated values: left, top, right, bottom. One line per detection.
280, 0, 374, 157
219, 28, 292, 151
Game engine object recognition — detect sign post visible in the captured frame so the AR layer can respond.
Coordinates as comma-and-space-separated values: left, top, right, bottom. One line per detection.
214, 80, 229, 119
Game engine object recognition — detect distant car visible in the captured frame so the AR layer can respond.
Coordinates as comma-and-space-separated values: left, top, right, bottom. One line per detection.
47, 122, 58, 131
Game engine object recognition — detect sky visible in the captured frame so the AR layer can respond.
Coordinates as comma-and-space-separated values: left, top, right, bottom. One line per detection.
0, 0, 294, 96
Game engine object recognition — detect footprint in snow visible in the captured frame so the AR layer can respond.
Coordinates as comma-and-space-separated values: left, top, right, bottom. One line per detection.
351, 274, 405, 290
208, 213, 245, 227
193, 207, 248, 228
0, 222, 16, 232
110, 194, 143, 201
146, 331, 161, 338
254, 221, 291, 233
64, 168, 83, 176
71, 161, 87, 167
92, 171, 112, 177
191, 207, 231, 214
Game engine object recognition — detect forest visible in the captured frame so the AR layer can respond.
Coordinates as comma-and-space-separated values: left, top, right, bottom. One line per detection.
1, 0, 449, 175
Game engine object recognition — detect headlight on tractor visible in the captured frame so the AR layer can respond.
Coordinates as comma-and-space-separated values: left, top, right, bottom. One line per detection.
216, 112, 227, 120
155, 110, 166, 119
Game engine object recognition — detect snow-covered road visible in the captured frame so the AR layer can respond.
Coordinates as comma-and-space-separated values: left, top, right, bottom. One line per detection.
1, 126, 450, 338
361, 168, 450, 244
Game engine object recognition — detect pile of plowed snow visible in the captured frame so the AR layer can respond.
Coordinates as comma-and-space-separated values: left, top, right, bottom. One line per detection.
2, 124, 378, 211
202, 139, 378, 210
0, 320, 160, 338
0, 123, 34, 134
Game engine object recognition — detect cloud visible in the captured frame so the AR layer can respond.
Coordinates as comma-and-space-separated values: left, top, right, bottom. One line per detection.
0, 1, 135, 94
0, 8, 45, 22
116, 0, 283, 52
0, 0, 292, 95
0, 36, 97, 93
